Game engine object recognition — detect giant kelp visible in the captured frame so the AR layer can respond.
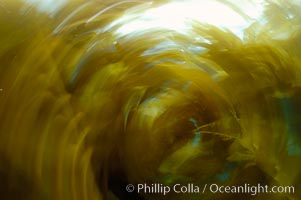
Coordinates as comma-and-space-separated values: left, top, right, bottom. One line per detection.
0, 0, 300, 199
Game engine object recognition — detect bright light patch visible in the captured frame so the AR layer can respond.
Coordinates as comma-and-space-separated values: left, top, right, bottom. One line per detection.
25, 0, 68, 16
112, 0, 264, 38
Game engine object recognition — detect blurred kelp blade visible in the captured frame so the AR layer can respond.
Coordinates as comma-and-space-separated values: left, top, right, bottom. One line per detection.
0, 0, 301, 199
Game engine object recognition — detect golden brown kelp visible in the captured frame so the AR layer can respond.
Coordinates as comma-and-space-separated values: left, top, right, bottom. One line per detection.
0, 0, 300, 200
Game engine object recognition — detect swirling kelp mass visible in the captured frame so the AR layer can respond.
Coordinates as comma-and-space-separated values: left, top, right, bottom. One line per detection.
0, 0, 301, 199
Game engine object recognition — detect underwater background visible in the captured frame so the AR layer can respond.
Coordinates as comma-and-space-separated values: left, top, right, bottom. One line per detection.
0, 0, 301, 199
